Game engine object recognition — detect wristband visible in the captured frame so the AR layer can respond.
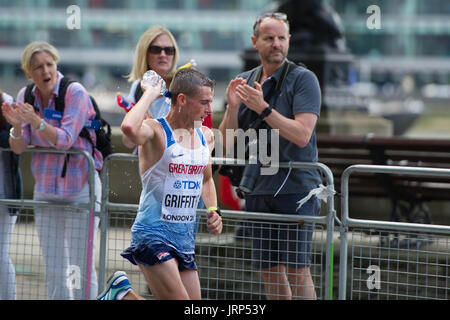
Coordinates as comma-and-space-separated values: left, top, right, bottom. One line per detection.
207, 206, 222, 217
259, 106, 272, 119
9, 127, 22, 140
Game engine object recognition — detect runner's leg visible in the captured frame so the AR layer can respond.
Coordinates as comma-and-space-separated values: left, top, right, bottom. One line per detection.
180, 269, 201, 299
137, 258, 190, 299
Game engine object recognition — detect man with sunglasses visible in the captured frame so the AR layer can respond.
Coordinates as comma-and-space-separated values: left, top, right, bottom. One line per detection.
219, 12, 322, 300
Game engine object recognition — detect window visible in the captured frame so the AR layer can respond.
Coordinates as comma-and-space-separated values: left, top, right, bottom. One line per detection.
156, 0, 182, 10
200, 30, 243, 51
198, 0, 238, 10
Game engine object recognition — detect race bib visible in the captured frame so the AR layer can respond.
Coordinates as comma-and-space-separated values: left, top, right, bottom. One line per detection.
161, 175, 202, 223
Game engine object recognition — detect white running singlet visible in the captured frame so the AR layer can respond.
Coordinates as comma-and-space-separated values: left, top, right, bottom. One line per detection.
130, 117, 210, 254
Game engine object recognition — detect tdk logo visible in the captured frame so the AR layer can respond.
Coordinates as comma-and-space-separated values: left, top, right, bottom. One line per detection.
173, 180, 182, 189
173, 180, 201, 190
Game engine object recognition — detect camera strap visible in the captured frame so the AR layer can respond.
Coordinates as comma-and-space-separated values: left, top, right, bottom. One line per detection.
247, 61, 301, 197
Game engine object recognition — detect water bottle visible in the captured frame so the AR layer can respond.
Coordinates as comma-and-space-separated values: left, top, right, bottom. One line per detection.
142, 70, 170, 97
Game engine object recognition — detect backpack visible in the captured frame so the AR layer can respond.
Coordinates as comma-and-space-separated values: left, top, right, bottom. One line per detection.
24, 77, 113, 176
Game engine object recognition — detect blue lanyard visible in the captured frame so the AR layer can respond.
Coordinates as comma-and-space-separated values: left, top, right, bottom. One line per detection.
44, 108, 99, 130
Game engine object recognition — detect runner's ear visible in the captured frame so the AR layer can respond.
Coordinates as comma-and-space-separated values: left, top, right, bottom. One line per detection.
176, 93, 187, 108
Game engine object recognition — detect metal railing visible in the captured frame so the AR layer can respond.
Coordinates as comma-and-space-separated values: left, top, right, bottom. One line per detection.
5, 149, 449, 299
338, 164, 450, 300
98, 154, 337, 299
0, 146, 97, 300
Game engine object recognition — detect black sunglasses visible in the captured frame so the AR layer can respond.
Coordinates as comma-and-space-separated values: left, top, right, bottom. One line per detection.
148, 45, 176, 56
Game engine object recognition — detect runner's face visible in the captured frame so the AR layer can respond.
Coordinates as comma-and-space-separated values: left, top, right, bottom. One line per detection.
186, 86, 213, 126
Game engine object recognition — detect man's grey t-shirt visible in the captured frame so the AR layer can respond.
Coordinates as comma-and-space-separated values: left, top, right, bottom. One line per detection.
237, 60, 322, 195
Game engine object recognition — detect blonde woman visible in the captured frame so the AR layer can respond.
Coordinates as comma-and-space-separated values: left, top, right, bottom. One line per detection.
124, 26, 213, 147
126, 26, 179, 120
1, 41, 103, 300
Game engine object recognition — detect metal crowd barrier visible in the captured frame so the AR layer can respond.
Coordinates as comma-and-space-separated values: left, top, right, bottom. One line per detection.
338, 164, 450, 300
98, 154, 337, 300
5, 149, 448, 300
0, 146, 97, 300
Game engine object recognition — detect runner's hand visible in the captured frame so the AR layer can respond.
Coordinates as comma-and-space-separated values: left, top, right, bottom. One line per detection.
207, 211, 222, 235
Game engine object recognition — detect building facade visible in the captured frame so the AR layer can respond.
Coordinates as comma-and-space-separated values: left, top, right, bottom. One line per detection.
0, 0, 449, 100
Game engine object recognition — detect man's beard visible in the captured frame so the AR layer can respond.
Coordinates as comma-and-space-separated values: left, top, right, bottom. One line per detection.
263, 49, 287, 64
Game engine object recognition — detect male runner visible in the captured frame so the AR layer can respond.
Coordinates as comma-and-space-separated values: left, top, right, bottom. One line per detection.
98, 68, 222, 300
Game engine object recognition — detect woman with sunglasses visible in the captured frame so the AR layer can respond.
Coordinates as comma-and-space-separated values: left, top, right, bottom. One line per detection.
124, 27, 212, 149
126, 26, 179, 127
